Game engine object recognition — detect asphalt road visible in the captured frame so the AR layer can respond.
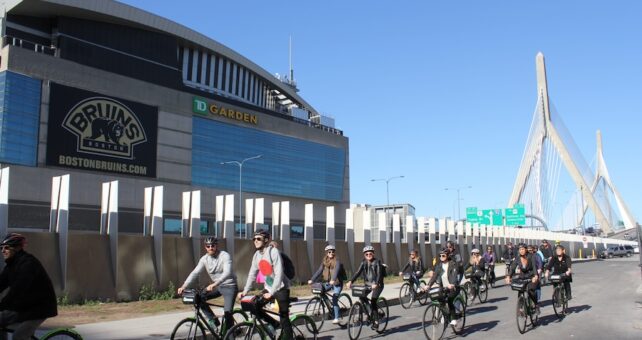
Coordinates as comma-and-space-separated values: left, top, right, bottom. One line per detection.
318, 257, 642, 340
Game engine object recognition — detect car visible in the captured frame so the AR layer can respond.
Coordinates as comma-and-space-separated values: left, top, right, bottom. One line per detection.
601, 245, 634, 258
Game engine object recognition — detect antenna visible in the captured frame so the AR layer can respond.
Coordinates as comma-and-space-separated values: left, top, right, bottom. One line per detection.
289, 35, 294, 83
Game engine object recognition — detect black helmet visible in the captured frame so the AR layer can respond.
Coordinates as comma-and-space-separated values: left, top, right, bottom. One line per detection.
253, 230, 270, 240
438, 247, 449, 255
204, 236, 218, 245
1, 233, 26, 248
555, 244, 565, 250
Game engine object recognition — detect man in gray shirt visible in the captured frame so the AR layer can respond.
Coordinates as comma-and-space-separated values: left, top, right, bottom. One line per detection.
178, 236, 237, 331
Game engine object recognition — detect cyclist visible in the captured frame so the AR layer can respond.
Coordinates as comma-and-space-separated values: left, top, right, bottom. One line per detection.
482, 246, 496, 284
0, 233, 57, 340
506, 243, 539, 314
527, 244, 543, 312
238, 230, 293, 339
346, 245, 384, 325
502, 242, 516, 263
446, 240, 464, 283
464, 248, 486, 286
426, 248, 460, 326
177, 236, 237, 331
398, 249, 425, 290
308, 244, 345, 324
545, 244, 573, 300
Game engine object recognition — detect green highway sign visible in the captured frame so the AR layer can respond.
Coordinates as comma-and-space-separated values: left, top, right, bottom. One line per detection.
479, 209, 503, 226
505, 203, 526, 226
466, 207, 480, 223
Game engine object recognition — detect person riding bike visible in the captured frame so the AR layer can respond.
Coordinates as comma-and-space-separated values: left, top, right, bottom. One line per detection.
0, 233, 57, 340
527, 244, 543, 312
178, 236, 238, 331
545, 244, 573, 300
506, 243, 539, 314
539, 239, 553, 265
399, 250, 425, 289
308, 244, 345, 324
238, 230, 293, 339
346, 246, 384, 324
502, 242, 516, 263
464, 248, 487, 286
482, 246, 496, 284
445, 241, 464, 284
426, 248, 460, 326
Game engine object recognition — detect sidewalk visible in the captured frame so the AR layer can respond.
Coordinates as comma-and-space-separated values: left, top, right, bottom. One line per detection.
69, 258, 596, 340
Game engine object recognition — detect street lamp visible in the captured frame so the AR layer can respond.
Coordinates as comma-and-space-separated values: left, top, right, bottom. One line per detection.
221, 154, 262, 238
370, 175, 405, 206
444, 186, 472, 221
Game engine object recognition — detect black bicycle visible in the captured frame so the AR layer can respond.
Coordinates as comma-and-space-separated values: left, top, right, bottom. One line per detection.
399, 273, 429, 309
422, 286, 466, 340
462, 272, 488, 306
304, 283, 352, 330
504, 258, 513, 277
485, 263, 496, 288
223, 294, 318, 340
550, 273, 569, 318
510, 278, 538, 334
346, 285, 389, 340
171, 288, 248, 340
0, 327, 83, 340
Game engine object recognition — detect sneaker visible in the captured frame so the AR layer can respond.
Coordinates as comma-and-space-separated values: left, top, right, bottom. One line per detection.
332, 318, 340, 324
568, 294, 572, 300
449, 320, 458, 326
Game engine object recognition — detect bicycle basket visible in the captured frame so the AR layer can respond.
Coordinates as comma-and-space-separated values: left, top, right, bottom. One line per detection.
182, 289, 197, 304
550, 274, 563, 283
311, 282, 324, 294
351, 285, 370, 298
240, 295, 262, 313
428, 287, 443, 300
464, 272, 472, 279
511, 281, 528, 292
402, 273, 412, 281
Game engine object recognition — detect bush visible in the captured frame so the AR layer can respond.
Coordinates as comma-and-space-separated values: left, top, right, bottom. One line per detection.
139, 281, 176, 301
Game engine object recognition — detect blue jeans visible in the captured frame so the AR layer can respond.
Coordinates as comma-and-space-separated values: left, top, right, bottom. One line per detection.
322, 283, 343, 319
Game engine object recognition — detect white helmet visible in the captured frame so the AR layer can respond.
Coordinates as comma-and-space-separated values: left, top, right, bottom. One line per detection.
325, 244, 336, 252
363, 245, 375, 253
471, 248, 480, 254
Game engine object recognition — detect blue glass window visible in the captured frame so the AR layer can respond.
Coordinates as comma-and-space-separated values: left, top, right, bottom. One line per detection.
0, 71, 41, 166
192, 117, 345, 202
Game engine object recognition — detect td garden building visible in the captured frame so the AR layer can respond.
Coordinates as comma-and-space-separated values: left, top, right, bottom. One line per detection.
0, 0, 349, 237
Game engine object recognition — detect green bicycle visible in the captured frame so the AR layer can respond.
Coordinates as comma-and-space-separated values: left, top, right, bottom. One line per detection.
422, 287, 466, 340
511, 278, 538, 334
0, 326, 82, 340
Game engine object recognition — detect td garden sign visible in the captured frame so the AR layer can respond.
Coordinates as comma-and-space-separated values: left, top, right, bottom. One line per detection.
193, 97, 258, 125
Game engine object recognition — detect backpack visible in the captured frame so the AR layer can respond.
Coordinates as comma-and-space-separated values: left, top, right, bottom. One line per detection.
269, 247, 296, 280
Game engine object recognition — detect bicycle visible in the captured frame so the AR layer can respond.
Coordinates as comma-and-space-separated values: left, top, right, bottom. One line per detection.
540, 259, 550, 286
422, 286, 466, 340
462, 272, 488, 306
346, 285, 389, 340
510, 278, 538, 334
504, 258, 513, 277
223, 294, 318, 340
304, 283, 352, 330
171, 288, 248, 340
550, 273, 569, 318
0, 326, 82, 340
399, 273, 429, 309
485, 263, 496, 288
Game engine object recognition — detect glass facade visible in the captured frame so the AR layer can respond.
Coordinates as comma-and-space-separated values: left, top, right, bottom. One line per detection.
0, 71, 41, 166
192, 117, 345, 202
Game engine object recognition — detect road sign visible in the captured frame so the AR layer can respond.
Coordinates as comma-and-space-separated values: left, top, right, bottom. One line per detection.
582, 236, 589, 249
466, 207, 480, 223
479, 209, 503, 226
505, 204, 526, 226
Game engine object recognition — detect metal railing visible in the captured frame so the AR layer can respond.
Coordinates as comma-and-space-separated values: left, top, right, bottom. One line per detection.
2, 35, 56, 56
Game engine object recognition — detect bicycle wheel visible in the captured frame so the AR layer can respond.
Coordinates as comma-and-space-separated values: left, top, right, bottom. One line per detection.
375, 297, 389, 333
463, 282, 475, 306
223, 322, 263, 340
418, 280, 430, 306
516, 295, 528, 334
337, 293, 353, 326
304, 296, 326, 331
451, 294, 466, 335
552, 287, 563, 318
529, 298, 539, 326
41, 329, 83, 340
478, 281, 488, 303
347, 302, 364, 340
0, 328, 38, 340
562, 288, 569, 315
291, 314, 318, 340
422, 304, 446, 340
399, 282, 414, 309
171, 317, 207, 340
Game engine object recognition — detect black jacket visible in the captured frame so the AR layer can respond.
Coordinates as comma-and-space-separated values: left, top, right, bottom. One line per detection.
349, 259, 384, 285
502, 247, 517, 262
546, 254, 572, 275
401, 258, 425, 276
464, 258, 487, 275
0, 250, 58, 321
428, 260, 459, 288
509, 254, 537, 280
539, 245, 554, 260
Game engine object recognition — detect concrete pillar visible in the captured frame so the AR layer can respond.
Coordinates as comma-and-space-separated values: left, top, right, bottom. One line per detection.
304, 203, 314, 272
345, 208, 355, 272
0, 167, 8, 241
326, 206, 335, 243
255, 198, 265, 233
181, 192, 191, 237
150, 186, 163, 284
438, 218, 446, 247
480, 224, 487, 247
216, 195, 224, 238
106, 180, 118, 288
190, 191, 201, 264
280, 201, 290, 256
473, 224, 479, 249
417, 217, 426, 261
456, 221, 465, 261
224, 194, 235, 257
447, 219, 455, 243
245, 198, 254, 239
271, 201, 280, 239
466, 223, 473, 256
363, 209, 372, 246
406, 216, 415, 251
393, 214, 401, 269
378, 212, 388, 265
428, 217, 437, 263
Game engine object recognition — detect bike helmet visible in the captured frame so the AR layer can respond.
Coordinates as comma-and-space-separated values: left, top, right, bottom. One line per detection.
438, 247, 449, 255
555, 244, 565, 250
362, 245, 375, 253
253, 230, 270, 240
0, 233, 26, 247
471, 248, 480, 254
204, 236, 218, 245
325, 244, 336, 252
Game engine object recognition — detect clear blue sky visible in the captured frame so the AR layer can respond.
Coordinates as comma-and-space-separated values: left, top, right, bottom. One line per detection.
122, 0, 641, 224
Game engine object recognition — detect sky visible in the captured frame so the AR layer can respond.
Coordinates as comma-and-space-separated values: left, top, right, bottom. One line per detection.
121, 0, 641, 225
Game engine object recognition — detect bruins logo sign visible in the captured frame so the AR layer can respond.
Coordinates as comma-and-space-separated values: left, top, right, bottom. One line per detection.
62, 97, 147, 159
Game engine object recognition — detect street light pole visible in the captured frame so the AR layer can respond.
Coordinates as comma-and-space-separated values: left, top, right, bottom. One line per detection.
371, 175, 405, 206
444, 186, 472, 221
221, 154, 262, 238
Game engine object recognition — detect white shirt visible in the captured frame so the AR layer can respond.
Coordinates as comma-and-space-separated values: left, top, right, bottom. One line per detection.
441, 262, 451, 286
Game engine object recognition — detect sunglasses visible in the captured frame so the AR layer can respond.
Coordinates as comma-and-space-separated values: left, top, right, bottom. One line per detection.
205, 244, 217, 248
0, 246, 12, 251
326, 250, 335, 253
439, 254, 447, 258
253, 237, 265, 242
364, 252, 374, 256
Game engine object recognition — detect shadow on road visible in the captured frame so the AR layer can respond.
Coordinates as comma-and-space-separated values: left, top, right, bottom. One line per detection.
460, 320, 500, 336
566, 304, 592, 314
537, 314, 563, 326
376, 321, 423, 336
466, 305, 498, 316
485, 296, 508, 304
